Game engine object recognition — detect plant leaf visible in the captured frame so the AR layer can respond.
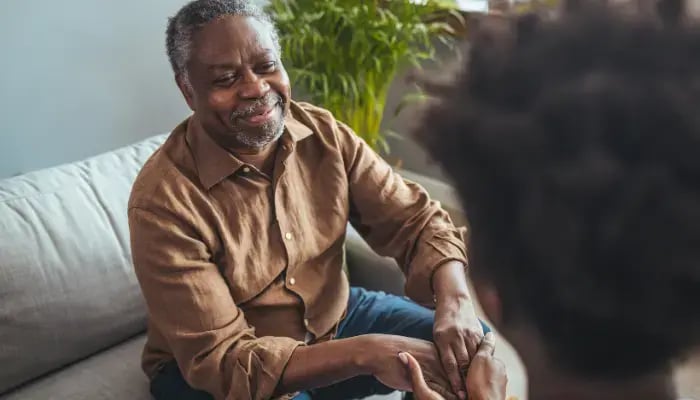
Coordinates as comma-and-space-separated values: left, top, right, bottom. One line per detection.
267, 0, 468, 152
394, 91, 431, 117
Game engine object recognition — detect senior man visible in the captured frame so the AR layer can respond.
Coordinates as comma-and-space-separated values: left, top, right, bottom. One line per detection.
129, 1, 487, 399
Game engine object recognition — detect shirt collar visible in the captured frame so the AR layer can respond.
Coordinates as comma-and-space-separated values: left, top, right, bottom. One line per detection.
186, 101, 313, 190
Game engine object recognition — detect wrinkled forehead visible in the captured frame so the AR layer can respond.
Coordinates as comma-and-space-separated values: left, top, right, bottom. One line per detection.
190, 15, 278, 67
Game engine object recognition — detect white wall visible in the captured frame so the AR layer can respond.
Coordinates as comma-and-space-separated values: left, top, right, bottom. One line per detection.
0, 0, 192, 178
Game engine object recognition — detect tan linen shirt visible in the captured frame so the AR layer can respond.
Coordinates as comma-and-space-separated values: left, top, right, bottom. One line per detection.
128, 101, 467, 400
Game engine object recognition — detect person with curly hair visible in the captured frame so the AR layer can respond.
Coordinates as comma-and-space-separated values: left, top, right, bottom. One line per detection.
403, 0, 700, 399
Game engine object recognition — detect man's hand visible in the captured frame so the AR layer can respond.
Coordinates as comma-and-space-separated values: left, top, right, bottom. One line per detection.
356, 334, 456, 399
432, 261, 484, 399
400, 332, 507, 400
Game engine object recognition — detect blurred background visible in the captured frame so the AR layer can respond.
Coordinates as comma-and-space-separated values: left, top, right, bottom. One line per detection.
0, 0, 496, 180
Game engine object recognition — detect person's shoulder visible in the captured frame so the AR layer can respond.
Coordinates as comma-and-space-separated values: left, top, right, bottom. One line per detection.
129, 120, 201, 213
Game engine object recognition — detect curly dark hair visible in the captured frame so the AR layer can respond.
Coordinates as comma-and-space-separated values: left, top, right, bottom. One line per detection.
416, 0, 700, 378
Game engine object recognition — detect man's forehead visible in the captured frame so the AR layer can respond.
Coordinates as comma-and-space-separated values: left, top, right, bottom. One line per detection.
191, 15, 277, 64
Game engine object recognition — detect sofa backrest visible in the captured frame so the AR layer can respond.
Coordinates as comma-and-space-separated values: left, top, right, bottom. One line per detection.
0, 134, 168, 394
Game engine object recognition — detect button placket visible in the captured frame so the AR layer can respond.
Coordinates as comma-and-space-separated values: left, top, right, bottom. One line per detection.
275, 173, 296, 271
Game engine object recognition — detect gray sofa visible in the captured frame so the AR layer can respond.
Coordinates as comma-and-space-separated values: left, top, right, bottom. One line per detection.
0, 134, 422, 399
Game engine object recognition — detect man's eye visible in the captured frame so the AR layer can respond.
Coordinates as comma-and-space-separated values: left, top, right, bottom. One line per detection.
214, 75, 236, 86
258, 62, 277, 73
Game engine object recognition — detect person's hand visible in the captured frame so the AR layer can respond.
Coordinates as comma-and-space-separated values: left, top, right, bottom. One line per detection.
465, 332, 507, 400
433, 263, 485, 399
357, 334, 456, 400
400, 332, 507, 400
399, 351, 446, 400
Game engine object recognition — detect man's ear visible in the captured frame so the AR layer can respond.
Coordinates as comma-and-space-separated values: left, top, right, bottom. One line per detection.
176, 74, 196, 111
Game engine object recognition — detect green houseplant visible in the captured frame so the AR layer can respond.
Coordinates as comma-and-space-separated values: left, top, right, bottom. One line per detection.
267, 0, 464, 152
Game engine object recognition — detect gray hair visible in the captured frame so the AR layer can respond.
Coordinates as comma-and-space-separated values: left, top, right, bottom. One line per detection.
166, 0, 280, 82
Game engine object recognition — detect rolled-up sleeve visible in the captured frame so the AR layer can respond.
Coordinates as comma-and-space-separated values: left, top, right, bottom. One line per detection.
336, 121, 468, 306
129, 207, 303, 400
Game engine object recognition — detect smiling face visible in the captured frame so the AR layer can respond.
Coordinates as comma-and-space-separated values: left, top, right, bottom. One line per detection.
178, 15, 290, 151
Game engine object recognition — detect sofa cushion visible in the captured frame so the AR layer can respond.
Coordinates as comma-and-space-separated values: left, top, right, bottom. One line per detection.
0, 134, 167, 394
0, 333, 402, 400
0, 335, 150, 400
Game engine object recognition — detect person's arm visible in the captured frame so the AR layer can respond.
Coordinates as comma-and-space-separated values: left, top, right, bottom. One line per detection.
130, 206, 449, 400
132, 207, 394, 399
279, 334, 459, 400
130, 206, 302, 400
335, 119, 483, 398
336, 120, 467, 306
432, 260, 485, 398
275, 337, 366, 395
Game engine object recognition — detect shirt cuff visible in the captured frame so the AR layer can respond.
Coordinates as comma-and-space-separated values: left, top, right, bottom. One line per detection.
233, 336, 304, 400
404, 228, 468, 306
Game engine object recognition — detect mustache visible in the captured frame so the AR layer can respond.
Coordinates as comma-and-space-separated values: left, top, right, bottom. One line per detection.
230, 92, 282, 120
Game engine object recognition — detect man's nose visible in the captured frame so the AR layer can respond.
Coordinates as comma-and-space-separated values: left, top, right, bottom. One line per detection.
238, 70, 269, 100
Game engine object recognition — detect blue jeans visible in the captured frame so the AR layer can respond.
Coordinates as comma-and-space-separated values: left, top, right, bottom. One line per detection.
151, 287, 489, 400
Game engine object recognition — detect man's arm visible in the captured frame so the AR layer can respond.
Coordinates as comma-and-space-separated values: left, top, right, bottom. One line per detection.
278, 334, 458, 400
432, 261, 485, 399
276, 337, 366, 395
335, 120, 484, 399
130, 206, 301, 400
335, 119, 468, 306
129, 206, 452, 399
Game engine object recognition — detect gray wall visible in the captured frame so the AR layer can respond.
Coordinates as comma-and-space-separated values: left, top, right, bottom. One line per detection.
381, 45, 463, 182
0, 0, 454, 182
0, 0, 191, 178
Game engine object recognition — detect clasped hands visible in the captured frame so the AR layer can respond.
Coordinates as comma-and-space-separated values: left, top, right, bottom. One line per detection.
364, 261, 507, 400
400, 332, 507, 400
364, 296, 507, 400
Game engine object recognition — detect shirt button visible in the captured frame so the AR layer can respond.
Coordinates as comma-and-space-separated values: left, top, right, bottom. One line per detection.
242, 166, 251, 173
289, 277, 296, 286
303, 318, 310, 328
285, 232, 293, 240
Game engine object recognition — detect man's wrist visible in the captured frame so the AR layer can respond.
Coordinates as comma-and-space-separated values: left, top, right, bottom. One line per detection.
279, 335, 381, 394
432, 260, 472, 304
351, 335, 380, 375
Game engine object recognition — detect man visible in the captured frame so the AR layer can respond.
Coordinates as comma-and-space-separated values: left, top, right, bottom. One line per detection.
129, 1, 487, 399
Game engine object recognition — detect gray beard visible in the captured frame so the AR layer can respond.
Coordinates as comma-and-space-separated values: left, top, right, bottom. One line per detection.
232, 117, 285, 149
229, 92, 285, 149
